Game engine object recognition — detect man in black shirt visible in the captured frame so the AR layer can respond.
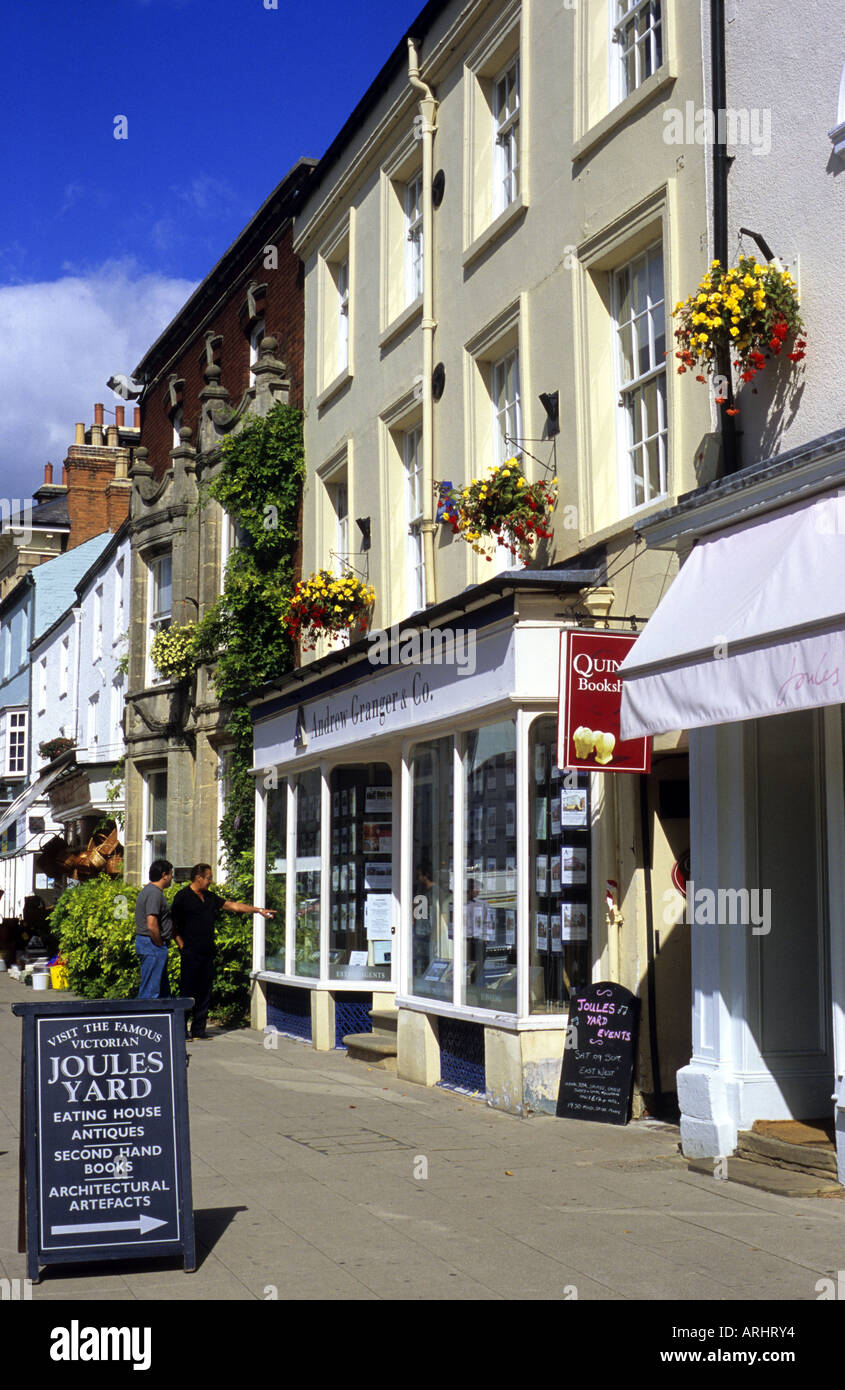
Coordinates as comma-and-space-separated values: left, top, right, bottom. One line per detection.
171, 863, 275, 1040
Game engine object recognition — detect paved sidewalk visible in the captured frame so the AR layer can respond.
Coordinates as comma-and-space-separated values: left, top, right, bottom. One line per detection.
1, 973, 844, 1302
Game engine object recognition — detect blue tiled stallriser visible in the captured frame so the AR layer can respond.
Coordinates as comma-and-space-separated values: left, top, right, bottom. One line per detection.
266, 983, 312, 1043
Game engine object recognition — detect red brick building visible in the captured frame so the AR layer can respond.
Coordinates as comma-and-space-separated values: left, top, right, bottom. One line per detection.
121, 157, 315, 882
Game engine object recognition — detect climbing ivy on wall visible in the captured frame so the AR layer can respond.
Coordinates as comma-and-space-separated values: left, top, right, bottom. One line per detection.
195, 403, 305, 878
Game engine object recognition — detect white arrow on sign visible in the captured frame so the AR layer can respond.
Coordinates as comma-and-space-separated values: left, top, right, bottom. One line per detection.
51, 1214, 168, 1237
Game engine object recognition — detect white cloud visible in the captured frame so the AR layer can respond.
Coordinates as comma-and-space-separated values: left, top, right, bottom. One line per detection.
0, 260, 196, 500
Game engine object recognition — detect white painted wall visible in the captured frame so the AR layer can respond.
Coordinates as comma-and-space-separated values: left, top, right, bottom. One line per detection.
725, 2, 845, 459
31, 534, 129, 770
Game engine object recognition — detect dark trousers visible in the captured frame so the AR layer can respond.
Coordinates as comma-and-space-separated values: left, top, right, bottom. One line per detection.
180, 949, 215, 1036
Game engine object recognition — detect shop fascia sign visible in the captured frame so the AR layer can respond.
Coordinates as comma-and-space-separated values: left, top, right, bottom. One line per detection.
558, 630, 651, 774
272, 625, 514, 758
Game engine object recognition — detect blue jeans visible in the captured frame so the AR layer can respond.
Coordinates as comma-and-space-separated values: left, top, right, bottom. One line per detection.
136, 935, 171, 999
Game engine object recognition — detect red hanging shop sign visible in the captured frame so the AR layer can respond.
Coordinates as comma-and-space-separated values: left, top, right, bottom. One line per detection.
558, 630, 651, 775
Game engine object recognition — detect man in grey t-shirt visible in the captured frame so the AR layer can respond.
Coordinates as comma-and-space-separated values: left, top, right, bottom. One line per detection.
135, 859, 174, 999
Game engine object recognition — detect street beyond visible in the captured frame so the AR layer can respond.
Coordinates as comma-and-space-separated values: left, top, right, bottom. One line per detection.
1, 974, 843, 1303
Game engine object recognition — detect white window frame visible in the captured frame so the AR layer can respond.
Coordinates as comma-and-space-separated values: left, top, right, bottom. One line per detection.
492, 347, 522, 471
403, 425, 426, 612
143, 768, 168, 866
113, 558, 125, 644
249, 316, 265, 386
147, 550, 173, 685
612, 0, 663, 103
37, 658, 47, 715
59, 634, 70, 698
332, 479, 349, 574
493, 58, 520, 217
337, 259, 349, 376
93, 584, 103, 661
404, 173, 424, 306
110, 677, 124, 757
87, 693, 100, 753
7, 711, 26, 775
611, 241, 668, 513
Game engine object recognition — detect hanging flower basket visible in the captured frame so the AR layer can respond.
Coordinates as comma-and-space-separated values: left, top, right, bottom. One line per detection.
149, 622, 198, 682
673, 255, 806, 412
283, 571, 376, 651
438, 459, 557, 564
38, 737, 75, 762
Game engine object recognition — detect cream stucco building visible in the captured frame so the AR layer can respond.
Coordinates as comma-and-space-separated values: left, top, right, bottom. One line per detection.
250, 0, 717, 1116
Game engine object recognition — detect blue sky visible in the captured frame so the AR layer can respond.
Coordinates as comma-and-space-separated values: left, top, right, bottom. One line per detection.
0, 0, 424, 493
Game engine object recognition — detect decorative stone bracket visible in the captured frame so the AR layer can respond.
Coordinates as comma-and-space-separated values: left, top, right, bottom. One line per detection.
198, 336, 290, 453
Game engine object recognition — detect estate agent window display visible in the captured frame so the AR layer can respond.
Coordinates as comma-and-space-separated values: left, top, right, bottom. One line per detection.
258, 715, 593, 1016
406, 714, 592, 1019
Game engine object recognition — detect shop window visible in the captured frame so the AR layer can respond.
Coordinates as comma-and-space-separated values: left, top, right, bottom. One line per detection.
294, 769, 321, 978
528, 716, 591, 1014
329, 764, 393, 982
263, 781, 287, 972
410, 737, 453, 998
463, 718, 517, 1013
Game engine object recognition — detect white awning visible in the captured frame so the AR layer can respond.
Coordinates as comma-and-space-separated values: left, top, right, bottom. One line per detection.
619, 494, 845, 738
0, 766, 64, 836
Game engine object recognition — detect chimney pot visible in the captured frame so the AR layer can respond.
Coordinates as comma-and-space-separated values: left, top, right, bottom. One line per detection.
94, 403, 104, 426
91, 425, 103, 446
106, 425, 118, 446
44, 463, 53, 484
62, 466, 68, 485
133, 406, 141, 428
74, 423, 85, 445
115, 406, 125, 428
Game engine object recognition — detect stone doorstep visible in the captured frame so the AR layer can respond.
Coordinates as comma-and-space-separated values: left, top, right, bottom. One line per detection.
342, 1029, 398, 1072
368, 1009, 398, 1033
737, 1129, 838, 1178
687, 1155, 842, 1199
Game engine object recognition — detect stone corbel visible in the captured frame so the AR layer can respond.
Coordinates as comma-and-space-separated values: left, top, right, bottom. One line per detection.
251, 335, 290, 413
198, 363, 252, 451
130, 447, 172, 512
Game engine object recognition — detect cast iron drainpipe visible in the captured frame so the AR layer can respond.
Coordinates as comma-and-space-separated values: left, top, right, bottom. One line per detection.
408, 38, 439, 604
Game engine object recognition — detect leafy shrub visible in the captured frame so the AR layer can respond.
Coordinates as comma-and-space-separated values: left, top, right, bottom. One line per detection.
51, 875, 253, 1028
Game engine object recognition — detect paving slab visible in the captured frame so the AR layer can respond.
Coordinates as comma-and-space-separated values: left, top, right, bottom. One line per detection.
4, 974, 845, 1313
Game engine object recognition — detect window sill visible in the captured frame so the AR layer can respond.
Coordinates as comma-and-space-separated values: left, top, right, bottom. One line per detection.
316, 364, 353, 411
462, 195, 528, 270
379, 295, 423, 350
572, 64, 677, 162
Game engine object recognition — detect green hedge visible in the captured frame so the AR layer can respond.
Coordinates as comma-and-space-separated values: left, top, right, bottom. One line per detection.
51, 876, 254, 1027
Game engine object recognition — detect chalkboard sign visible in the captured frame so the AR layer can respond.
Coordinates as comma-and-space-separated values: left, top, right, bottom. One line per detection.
557, 982, 640, 1125
13, 998, 195, 1281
